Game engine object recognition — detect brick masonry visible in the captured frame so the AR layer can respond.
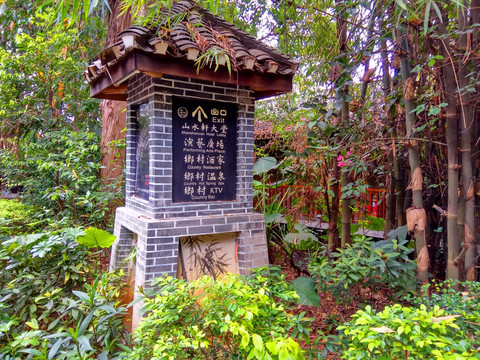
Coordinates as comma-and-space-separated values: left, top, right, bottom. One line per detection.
109, 73, 269, 328
123, 74, 255, 218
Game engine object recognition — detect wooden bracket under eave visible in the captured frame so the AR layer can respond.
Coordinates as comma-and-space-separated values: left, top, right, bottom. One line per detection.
143, 72, 164, 78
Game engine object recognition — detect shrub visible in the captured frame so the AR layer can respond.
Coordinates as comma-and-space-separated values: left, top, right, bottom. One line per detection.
0, 130, 123, 229
0, 229, 129, 359
405, 280, 480, 349
0, 199, 45, 238
339, 304, 479, 359
309, 237, 417, 303
124, 274, 307, 360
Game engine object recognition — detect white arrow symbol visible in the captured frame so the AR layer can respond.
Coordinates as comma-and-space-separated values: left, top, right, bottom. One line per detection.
192, 106, 207, 122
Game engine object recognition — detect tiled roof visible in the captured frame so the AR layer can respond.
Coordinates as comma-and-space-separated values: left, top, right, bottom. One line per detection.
84, 0, 297, 84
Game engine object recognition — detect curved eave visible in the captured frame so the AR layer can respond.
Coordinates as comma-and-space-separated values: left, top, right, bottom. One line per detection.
89, 49, 293, 101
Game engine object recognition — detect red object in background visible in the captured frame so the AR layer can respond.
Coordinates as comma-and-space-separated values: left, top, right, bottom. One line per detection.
255, 185, 386, 222
144, 175, 150, 186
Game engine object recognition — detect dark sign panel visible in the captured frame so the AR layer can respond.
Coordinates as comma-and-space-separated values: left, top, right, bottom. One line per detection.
134, 103, 150, 200
172, 97, 237, 202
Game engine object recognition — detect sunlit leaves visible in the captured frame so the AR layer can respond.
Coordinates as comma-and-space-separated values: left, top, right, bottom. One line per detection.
0, 9, 101, 138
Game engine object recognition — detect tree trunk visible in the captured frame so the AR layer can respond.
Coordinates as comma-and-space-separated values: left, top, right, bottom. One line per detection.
380, 30, 395, 237
99, 0, 132, 182
340, 103, 352, 248
458, 6, 477, 281
398, 25, 429, 284
328, 161, 340, 252
436, 15, 460, 282
336, 0, 352, 248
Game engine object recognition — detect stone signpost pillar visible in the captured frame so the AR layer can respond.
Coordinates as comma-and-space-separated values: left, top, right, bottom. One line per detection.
85, 0, 297, 328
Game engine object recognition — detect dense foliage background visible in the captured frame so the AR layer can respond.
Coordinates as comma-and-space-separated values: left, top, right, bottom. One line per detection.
0, 0, 479, 359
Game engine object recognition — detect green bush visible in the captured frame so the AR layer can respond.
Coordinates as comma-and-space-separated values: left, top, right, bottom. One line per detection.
339, 304, 480, 359
405, 280, 480, 349
309, 237, 417, 303
124, 274, 307, 360
0, 130, 123, 229
0, 199, 45, 238
0, 229, 129, 359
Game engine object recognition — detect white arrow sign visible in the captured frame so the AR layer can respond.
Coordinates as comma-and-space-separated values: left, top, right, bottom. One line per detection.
192, 106, 207, 122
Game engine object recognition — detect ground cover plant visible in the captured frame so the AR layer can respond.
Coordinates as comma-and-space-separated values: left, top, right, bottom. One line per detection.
0, 130, 123, 230
309, 236, 417, 304
406, 280, 480, 350
0, 217, 478, 360
123, 270, 310, 360
340, 303, 480, 359
0, 228, 130, 359
270, 238, 480, 359
0, 199, 45, 238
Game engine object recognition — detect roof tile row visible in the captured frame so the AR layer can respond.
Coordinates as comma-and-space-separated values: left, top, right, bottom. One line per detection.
85, 0, 297, 84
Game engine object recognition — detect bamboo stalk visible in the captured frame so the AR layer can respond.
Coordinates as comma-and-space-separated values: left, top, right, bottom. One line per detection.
436, 14, 461, 282
458, 6, 477, 281
397, 24, 428, 284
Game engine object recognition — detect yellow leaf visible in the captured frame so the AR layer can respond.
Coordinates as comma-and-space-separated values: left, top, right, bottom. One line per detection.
432, 315, 461, 323
371, 326, 394, 333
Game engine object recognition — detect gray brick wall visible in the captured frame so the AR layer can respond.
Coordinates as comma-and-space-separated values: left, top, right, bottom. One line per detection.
125, 74, 255, 219
111, 207, 268, 283
111, 72, 268, 329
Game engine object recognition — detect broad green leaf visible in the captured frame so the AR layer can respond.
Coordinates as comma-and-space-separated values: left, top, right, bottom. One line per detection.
252, 334, 263, 351
77, 335, 93, 351
72, 290, 90, 301
291, 277, 321, 307
20, 348, 43, 357
253, 157, 277, 175
395, 0, 407, 10
78, 310, 95, 336
48, 338, 68, 360
239, 327, 250, 348
387, 225, 408, 242
76, 227, 115, 248
264, 212, 282, 224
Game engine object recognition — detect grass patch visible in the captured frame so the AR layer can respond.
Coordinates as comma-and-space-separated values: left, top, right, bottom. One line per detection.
0, 199, 45, 237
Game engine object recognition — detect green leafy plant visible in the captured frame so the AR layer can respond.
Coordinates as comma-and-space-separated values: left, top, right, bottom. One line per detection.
76, 227, 116, 248
309, 237, 417, 304
0, 228, 129, 359
404, 280, 480, 349
0, 130, 123, 229
0, 199, 46, 238
124, 274, 307, 360
339, 304, 479, 359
